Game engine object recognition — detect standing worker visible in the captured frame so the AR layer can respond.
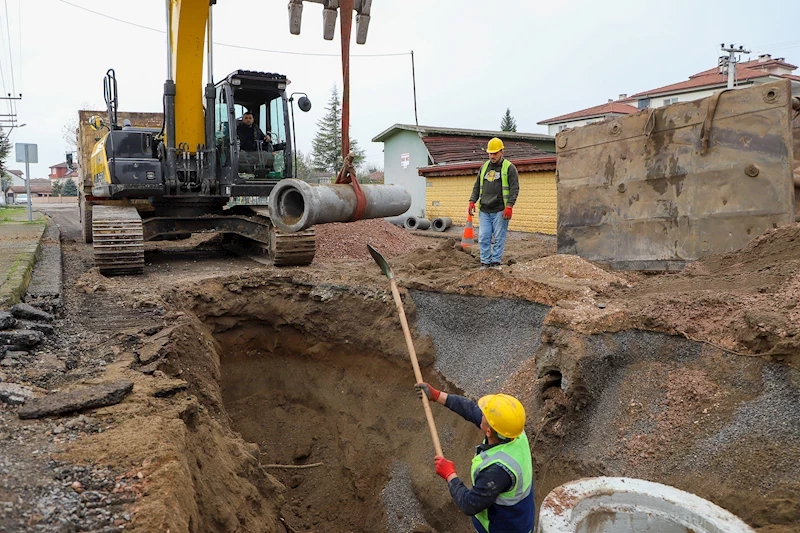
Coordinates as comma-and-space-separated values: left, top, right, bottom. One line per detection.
415, 382, 534, 533
468, 137, 519, 268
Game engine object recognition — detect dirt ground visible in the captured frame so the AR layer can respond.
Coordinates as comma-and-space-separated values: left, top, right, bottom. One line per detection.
1, 204, 798, 532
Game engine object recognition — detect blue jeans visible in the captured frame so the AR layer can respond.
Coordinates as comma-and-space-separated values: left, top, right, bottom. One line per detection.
478, 210, 509, 265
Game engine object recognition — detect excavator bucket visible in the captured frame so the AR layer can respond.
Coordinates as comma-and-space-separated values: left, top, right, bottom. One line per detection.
288, 0, 371, 44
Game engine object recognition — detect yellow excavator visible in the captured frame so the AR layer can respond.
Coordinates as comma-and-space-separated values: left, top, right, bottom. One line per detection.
80, 0, 402, 275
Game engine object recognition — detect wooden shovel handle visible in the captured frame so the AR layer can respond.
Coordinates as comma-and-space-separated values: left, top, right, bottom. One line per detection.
389, 278, 444, 457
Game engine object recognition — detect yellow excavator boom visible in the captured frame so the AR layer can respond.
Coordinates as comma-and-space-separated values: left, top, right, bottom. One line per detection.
168, 0, 209, 150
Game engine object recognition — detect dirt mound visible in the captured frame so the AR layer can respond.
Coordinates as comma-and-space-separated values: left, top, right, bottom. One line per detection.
687, 223, 800, 276
313, 219, 425, 263
515, 254, 631, 292
609, 223, 800, 366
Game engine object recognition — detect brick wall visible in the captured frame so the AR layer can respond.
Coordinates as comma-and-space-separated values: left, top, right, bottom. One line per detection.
425, 170, 557, 235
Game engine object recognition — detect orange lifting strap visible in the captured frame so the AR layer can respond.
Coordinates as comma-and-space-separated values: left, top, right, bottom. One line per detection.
334, 0, 368, 222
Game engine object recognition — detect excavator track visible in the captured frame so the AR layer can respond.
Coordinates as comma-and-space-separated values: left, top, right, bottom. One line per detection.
270, 226, 316, 266
91, 205, 145, 276
236, 206, 316, 266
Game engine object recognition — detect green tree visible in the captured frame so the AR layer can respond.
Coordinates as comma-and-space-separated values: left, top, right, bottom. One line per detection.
310, 86, 365, 173
51, 181, 63, 196
61, 179, 78, 197
500, 108, 517, 132
293, 150, 314, 181
0, 128, 11, 205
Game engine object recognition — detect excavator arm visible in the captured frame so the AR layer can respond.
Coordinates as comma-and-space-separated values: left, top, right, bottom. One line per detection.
165, 0, 373, 153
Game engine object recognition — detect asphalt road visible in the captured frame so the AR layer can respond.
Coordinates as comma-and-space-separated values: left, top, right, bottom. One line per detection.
36, 202, 81, 242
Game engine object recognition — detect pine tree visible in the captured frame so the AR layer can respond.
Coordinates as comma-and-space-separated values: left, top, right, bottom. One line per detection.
500, 108, 517, 132
51, 181, 63, 196
61, 179, 78, 197
310, 86, 365, 173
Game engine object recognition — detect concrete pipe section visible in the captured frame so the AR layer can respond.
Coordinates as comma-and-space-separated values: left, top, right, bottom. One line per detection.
432, 217, 452, 232
268, 179, 412, 233
404, 217, 431, 231
537, 477, 755, 533
385, 215, 411, 227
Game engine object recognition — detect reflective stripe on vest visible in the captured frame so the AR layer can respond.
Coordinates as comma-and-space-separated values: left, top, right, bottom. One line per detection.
471, 431, 533, 532
478, 159, 511, 208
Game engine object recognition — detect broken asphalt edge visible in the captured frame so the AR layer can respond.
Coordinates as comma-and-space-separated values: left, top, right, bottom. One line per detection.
0, 218, 46, 309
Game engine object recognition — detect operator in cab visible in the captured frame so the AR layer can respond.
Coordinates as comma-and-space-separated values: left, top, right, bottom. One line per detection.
236, 111, 287, 176
236, 111, 269, 151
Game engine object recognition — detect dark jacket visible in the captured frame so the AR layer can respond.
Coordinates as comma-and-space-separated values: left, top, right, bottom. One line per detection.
469, 158, 520, 213
236, 121, 267, 151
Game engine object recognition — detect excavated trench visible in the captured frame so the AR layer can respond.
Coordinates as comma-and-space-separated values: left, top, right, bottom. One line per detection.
216, 323, 478, 533
164, 277, 799, 533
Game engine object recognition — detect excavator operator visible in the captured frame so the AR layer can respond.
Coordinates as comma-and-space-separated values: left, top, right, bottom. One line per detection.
236, 112, 269, 151
236, 111, 281, 176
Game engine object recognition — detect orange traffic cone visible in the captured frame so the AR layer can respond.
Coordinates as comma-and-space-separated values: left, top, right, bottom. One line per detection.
461, 214, 475, 248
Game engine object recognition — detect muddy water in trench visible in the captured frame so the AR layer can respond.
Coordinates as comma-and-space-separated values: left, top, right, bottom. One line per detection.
217, 325, 478, 533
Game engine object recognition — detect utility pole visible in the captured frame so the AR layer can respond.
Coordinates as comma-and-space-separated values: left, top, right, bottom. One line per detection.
719, 44, 750, 89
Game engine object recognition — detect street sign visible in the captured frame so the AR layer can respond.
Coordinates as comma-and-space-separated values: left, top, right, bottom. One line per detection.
13, 143, 37, 221
15, 143, 37, 163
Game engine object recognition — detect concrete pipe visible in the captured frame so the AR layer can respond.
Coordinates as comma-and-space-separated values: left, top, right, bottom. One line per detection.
268, 179, 412, 233
538, 477, 755, 533
385, 215, 411, 227
432, 217, 452, 232
404, 217, 431, 230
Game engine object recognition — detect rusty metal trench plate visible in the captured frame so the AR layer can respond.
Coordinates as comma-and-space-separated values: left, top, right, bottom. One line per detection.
556, 79, 797, 270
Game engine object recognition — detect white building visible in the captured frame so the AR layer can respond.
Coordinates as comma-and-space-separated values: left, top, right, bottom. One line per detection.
6, 169, 25, 187
539, 53, 800, 133
538, 100, 638, 136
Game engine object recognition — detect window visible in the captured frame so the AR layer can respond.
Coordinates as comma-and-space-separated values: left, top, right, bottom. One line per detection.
214, 87, 230, 167
662, 97, 679, 106
558, 124, 569, 132
638, 98, 650, 110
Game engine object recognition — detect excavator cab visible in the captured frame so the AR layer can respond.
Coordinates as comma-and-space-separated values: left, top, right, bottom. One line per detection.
214, 70, 296, 189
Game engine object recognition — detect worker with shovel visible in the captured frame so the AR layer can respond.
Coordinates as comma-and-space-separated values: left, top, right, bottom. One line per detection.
416, 383, 535, 533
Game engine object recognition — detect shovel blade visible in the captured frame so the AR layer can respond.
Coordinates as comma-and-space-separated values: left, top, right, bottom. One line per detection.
367, 244, 394, 279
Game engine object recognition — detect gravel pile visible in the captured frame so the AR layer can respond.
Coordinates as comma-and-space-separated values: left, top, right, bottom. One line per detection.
410, 291, 549, 398
380, 461, 430, 533
313, 219, 424, 263
687, 364, 800, 492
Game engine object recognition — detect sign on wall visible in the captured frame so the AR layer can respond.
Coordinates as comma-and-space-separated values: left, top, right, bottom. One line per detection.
400, 152, 410, 169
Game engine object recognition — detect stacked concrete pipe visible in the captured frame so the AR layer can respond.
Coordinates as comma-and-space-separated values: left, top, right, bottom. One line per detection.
432, 217, 452, 232
385, 215, 411, 227
268, 179, 412, 232
537, 477, 755, 533
404, 216, 431, 231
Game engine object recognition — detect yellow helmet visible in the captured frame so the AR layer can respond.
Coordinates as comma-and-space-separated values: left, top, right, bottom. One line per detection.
478, 393, 526, 439
486, 137, 505, 154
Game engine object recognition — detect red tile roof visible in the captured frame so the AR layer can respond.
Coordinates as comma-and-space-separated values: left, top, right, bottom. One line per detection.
629, 57, 799, 98
419, 156, 556, 177
421, 135, 548, 165
538, 102, 639, 125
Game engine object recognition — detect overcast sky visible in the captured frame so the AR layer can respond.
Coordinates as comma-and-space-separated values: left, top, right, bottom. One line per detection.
1, 0, 798, 178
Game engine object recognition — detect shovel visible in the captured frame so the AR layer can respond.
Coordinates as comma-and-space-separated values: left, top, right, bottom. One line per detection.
368, 244, 444, 457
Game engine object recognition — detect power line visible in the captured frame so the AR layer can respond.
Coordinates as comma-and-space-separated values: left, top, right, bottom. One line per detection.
3, 0, 16, 99
57, 0, 409, 58
16, 0, 22, 94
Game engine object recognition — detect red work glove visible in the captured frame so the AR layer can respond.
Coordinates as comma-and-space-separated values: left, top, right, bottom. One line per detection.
435, 456, 457, 481
503, 206, 513, 220
414, 382, 441, 402
468, 202, 476, 217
